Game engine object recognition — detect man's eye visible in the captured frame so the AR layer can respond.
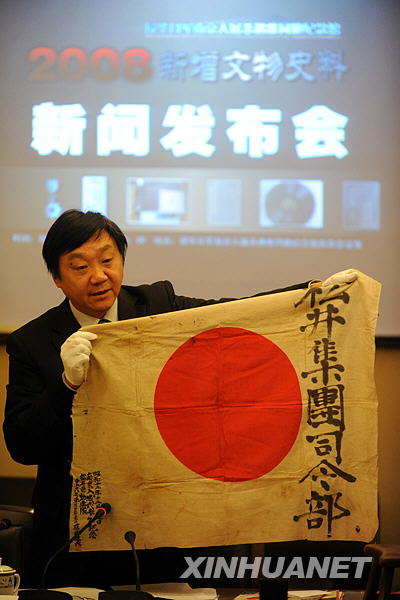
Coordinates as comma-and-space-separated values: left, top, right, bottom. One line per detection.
102, 258, 112, 264
73, 265, 87, 271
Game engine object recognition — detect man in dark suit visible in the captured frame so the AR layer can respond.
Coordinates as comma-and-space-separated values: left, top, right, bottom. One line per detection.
3, 209, 357, 588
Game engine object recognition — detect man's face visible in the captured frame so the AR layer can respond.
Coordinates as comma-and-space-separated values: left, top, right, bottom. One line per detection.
53, 230, 124, 318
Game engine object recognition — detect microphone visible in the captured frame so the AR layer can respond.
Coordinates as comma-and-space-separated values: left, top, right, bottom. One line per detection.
41, 502, 112, 588
0, 518, 11, 530
124, 530, 136, 545
92, 502, 112, 521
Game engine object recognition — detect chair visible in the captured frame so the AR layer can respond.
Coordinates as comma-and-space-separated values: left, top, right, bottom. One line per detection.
0, 504, 34, 585
363, 543, 400, 600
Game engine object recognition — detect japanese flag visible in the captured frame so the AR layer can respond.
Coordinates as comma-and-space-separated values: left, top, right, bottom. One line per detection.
70, 271, 380, 550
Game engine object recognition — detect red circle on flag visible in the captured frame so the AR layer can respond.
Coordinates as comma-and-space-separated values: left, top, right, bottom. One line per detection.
154, 327, 302, 482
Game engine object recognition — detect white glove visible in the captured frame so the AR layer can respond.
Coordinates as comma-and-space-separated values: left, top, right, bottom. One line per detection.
60, 331, 98, 388
323, 269, 358, 286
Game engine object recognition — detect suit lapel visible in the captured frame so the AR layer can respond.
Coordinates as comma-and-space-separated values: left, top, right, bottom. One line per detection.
48, 298, 81, 350
118, 287, 147, 320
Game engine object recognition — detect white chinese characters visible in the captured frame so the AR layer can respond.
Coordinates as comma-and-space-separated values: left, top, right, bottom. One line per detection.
292, 105, 349, 159
31, 102, 349, 160
226, 105, 282, 158
160, 104, 216, 157
97, 103, 150, 157
31, 102, 86, 156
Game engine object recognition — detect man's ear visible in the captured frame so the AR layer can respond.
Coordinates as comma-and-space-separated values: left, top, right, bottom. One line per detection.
52, 274, 62, 289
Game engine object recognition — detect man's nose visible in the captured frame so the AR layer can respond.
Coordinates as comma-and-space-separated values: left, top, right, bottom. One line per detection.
90, 264, 108, 283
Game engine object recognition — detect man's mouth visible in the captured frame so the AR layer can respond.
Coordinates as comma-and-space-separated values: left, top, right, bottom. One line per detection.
90, 289, 110, 297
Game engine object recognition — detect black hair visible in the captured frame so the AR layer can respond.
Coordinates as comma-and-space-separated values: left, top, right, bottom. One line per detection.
42, 210, 128, 278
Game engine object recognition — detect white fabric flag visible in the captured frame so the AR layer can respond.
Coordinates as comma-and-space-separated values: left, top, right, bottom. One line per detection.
70, 271, 380, 550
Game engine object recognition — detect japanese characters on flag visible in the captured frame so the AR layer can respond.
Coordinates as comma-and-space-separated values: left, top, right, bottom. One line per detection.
70, 271, 380, 550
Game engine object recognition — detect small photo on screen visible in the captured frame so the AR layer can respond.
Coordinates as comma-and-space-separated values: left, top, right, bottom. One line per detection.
259, 179, 324, 228
342, 181, 380, 230
126, 177, 190, 226
81, 176, 108, 216
207, 179, 242, 226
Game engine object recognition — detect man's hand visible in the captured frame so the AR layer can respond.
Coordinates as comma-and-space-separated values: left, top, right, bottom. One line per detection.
60, 331, 98, 389
323, 269, 358, 286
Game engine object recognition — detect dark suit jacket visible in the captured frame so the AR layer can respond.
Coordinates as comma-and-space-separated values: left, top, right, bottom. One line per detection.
3, 279, 308, 584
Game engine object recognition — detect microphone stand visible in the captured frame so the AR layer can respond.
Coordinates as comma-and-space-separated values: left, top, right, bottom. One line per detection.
37, 511, 165, 600
98, 531, 155, 600
124, 531, 141, 592
41, 503, 112, 589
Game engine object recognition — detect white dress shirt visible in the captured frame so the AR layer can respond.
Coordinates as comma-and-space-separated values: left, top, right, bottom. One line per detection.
69, 299, 118, 326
